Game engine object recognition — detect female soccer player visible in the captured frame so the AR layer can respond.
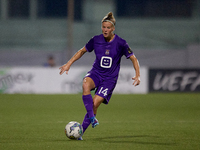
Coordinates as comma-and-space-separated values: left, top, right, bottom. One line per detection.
59, 12, 140, 140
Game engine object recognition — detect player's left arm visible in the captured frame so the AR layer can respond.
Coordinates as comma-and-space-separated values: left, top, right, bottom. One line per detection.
129, 55, 140, 86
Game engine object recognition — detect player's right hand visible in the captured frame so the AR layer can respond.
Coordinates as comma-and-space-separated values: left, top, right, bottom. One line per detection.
59, 64, 70, 75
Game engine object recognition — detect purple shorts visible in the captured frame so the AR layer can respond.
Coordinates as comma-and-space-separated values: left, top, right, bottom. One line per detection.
84, 71, 117, 104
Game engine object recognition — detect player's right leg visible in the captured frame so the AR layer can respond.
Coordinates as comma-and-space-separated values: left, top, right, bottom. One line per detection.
82, 77, 95, 95
82, 77, 99, 129
82, 77, 96, 119
88, 95, 104, 128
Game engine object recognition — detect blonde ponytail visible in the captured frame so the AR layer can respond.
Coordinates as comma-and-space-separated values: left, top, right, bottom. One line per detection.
102, 12, 116, 26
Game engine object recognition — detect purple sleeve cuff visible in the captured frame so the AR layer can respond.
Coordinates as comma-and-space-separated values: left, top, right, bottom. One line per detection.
85, 45, 90, 52
126, 53, 134, 59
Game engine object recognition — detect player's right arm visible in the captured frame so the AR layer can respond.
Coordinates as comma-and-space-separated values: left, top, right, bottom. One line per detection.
59, 46, 87, 75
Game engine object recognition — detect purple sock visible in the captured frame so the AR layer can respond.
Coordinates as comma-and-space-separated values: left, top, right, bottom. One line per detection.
82, 94, 94, 118
82, 113, 96, 133
82, 113, 90, 133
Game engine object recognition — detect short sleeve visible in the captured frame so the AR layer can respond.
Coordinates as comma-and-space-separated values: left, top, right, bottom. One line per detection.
85, 37, 94, 52
123, 43, 134, 59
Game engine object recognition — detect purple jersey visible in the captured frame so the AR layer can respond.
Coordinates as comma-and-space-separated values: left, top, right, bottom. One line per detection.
85, 34, 133, 80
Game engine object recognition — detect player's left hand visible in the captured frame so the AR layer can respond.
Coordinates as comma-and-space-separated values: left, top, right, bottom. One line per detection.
132, 76, 140, 86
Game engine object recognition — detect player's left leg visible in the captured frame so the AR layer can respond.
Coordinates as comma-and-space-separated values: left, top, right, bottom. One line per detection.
93, 95, 105, 115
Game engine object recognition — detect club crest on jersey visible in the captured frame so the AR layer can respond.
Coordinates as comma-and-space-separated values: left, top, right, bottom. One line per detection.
105, 50, 110, 55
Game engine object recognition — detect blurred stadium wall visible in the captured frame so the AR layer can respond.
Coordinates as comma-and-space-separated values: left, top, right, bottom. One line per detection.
0, 0, 200, 68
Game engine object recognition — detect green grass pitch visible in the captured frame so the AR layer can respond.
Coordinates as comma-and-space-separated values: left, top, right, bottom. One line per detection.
0, 93, 200, 150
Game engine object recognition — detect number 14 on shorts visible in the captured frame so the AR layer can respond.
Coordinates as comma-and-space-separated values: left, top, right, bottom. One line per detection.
98, 87, 108, 96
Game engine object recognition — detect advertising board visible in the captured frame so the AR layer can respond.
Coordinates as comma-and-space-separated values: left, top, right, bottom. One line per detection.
0, 67, 148, 94
149, 69, 200, 92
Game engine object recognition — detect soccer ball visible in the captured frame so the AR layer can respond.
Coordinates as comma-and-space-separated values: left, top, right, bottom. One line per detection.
65, 121, 83, 139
